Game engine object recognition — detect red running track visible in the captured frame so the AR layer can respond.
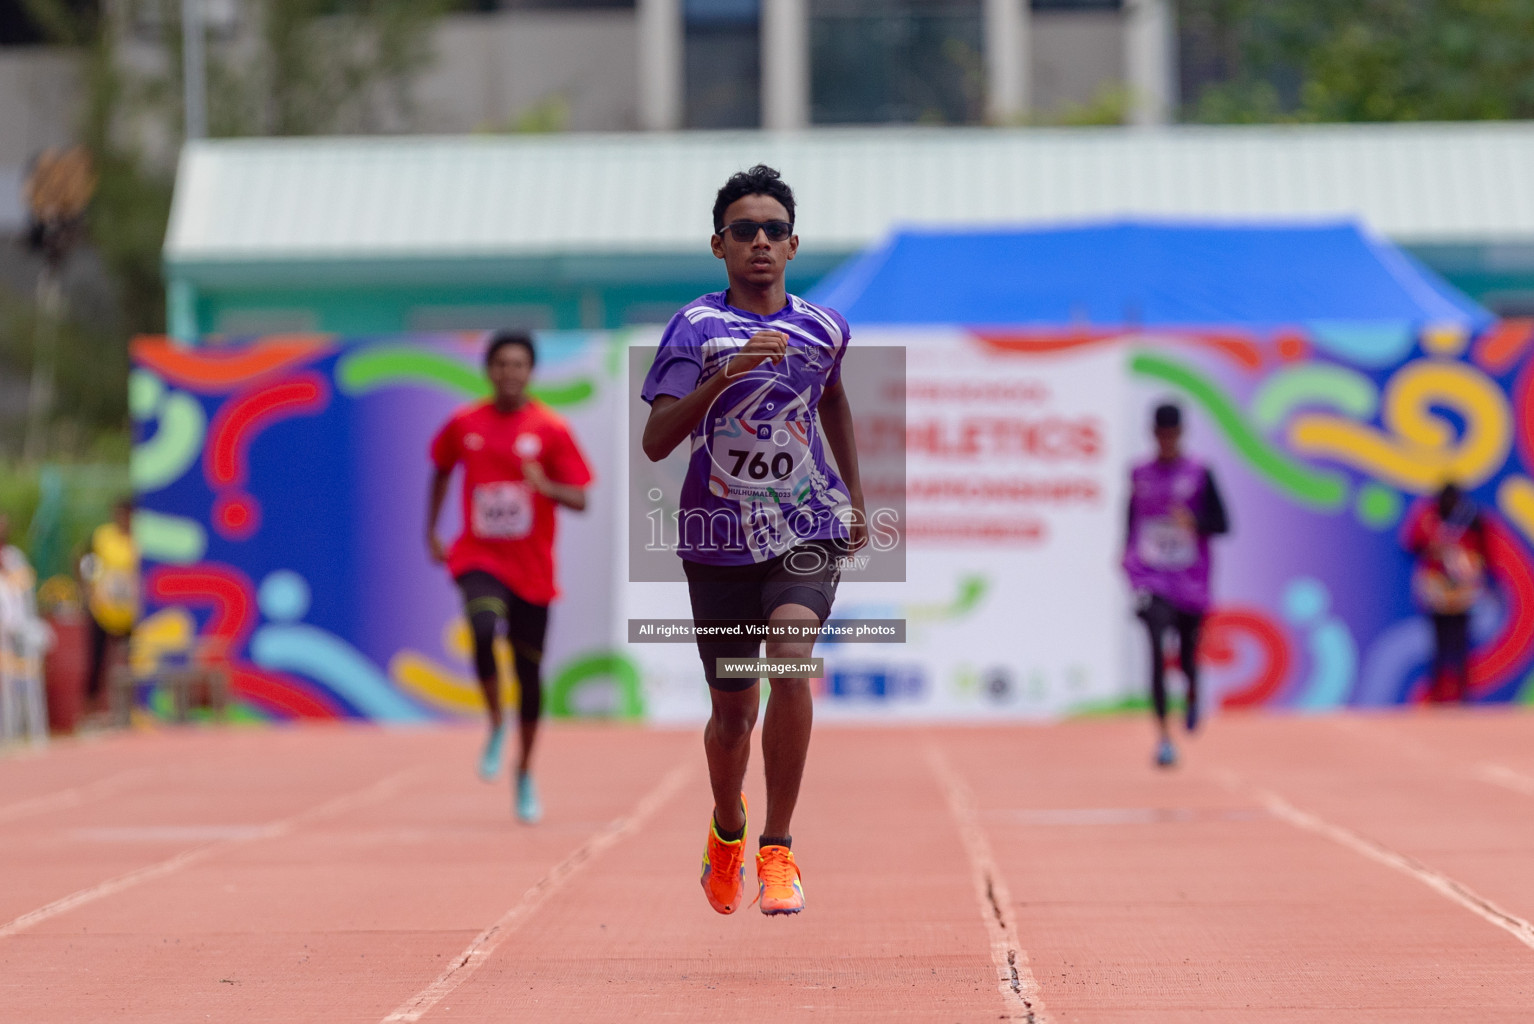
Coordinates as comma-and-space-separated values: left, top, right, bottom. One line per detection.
1, 711, 1532, 1022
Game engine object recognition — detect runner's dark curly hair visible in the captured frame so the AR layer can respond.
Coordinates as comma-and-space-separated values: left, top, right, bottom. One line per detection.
485, 329, 536, 368
712, 165, 796, 233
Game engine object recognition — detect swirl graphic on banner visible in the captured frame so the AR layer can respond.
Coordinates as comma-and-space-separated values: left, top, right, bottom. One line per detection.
336, 347, 596, 407
1130, 352, 1348, 509
131, 370, 207, 493
1250, 364, 1379, 432
1281, 578, 1358, 710
1201, 608, 1291, 709
1288, 361, 1511, 492
250, 568, 427, 723
144, 563, 346, 719
204, 372, 331, 539
1305, 321, 1415, 367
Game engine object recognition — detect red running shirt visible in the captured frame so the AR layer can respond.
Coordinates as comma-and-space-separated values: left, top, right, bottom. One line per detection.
430, 399, 594, 606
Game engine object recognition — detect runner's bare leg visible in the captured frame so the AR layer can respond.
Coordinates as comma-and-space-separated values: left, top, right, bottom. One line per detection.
761, 602, 817, 839
705, 684, 759, 833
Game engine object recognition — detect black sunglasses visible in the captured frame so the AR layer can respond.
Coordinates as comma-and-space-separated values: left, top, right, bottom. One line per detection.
718, 219, 794, 243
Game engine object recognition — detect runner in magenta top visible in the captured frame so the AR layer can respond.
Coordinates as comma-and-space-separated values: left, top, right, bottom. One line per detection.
1123, 402, 1229, 768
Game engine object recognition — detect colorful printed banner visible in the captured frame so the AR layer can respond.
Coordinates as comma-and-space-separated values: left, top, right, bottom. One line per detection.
131, 322, 1534, 723
1120, 319, 1534, 710
131, 334, 637, 723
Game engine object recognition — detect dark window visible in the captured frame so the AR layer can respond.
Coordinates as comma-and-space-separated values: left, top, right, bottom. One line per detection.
1030, 0, 1120, 9
810, 0, 983, 126
684, 0, 761, 129
0, 0, 96, 45
489, 1, 636, 8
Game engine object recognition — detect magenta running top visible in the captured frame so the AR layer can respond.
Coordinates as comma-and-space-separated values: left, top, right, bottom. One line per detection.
1122, 456, 1228, 612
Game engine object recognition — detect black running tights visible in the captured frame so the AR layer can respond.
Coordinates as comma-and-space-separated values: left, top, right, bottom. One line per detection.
1138, 595, 1203, 723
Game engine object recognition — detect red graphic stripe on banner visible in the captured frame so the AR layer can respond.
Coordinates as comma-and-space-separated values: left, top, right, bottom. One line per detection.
232, 668, 343, 720
1204, 608, 1292, 709
1515, 359, 1534, 472
147, 564, 255, 648
974, 329, 1265, 370
1470, 521, 1534, 691
206, 373, 329, 487
1472, 319, 1534, 374
132, 336, 332, 391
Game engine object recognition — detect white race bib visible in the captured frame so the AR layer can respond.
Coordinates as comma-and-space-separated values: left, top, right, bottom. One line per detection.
1137, 516, 1197, 570
708, 419, 815, 504
472, 481, 534, 539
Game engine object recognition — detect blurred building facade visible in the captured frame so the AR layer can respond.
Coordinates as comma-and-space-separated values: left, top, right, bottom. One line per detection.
0, 1, 1167, 157
165, 125, 1534, 338
5, 0, 1534, 339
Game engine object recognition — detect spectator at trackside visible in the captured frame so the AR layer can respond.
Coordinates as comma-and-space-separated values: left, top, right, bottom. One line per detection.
1402, 483, 1491, 704
0, 512, 49, 661
80, 498, 140, 713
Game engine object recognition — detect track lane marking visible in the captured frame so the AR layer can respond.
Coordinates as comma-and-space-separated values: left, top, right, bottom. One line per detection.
1324, 718, 1534, 799
381, 760, 693, 1024
0, 769, 154, 825
924, 742, 1048, 1024
1209, 768, 1534, 953
0, 768, 420, 939
1475, 763, 1534, 797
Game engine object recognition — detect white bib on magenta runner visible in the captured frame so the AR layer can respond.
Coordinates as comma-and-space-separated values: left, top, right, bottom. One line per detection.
1136, 516, 1198, 571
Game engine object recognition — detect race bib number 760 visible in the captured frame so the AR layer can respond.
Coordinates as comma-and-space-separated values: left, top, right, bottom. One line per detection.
709, 419, 814, 504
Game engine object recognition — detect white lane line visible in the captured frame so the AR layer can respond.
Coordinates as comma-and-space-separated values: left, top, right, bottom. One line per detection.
0, 769, 154, 826
70, 826, 279, 843
924, 742, 1048, 1024
1324, 719, 1534, 800
381, 761, 693, 1024
0, 769, 419, 939
1475, 763, 1534, 798
1231, 779, 1534, 954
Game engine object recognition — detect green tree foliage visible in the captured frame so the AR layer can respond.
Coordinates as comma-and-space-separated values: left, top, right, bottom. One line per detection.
207, 0, 450, 137
3, 0, 448, 459
1180, 0, 1534, 122
21, 0, 449, 335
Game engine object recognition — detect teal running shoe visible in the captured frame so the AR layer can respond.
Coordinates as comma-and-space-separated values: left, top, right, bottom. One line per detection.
515, 771, 542, 824
1155, 738, 1177, 768
478, 726, 506, 782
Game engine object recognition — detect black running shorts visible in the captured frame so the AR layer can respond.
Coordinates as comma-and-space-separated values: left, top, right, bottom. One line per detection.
681, 539, 845, 692
455, 570, 550, 656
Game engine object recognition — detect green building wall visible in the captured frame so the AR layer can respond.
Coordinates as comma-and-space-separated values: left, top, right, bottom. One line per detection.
167, 252, 853, 341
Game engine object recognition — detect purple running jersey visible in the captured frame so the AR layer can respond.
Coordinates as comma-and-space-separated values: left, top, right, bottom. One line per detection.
641, 291, 853, 566
1123, 456, 1219, 613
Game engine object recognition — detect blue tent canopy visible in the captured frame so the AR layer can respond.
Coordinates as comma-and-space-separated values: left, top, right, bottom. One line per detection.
807, 220, 1490, 329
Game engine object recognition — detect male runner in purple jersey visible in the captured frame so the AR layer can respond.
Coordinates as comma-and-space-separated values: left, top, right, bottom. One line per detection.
641, 165, 866, 916
1123, 403, 1229, 768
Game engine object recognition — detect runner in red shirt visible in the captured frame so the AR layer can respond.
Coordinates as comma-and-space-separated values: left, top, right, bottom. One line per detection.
427, 331, 593, 822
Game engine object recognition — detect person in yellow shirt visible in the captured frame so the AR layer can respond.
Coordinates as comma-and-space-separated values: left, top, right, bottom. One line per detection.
82, 498, 140, 710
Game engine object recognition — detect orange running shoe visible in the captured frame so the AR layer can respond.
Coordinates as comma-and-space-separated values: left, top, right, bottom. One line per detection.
700, 796, 747, 915
753, 845, 804, 915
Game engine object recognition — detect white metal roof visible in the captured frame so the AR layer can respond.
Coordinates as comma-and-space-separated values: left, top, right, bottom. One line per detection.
165, 122, 1534, 265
